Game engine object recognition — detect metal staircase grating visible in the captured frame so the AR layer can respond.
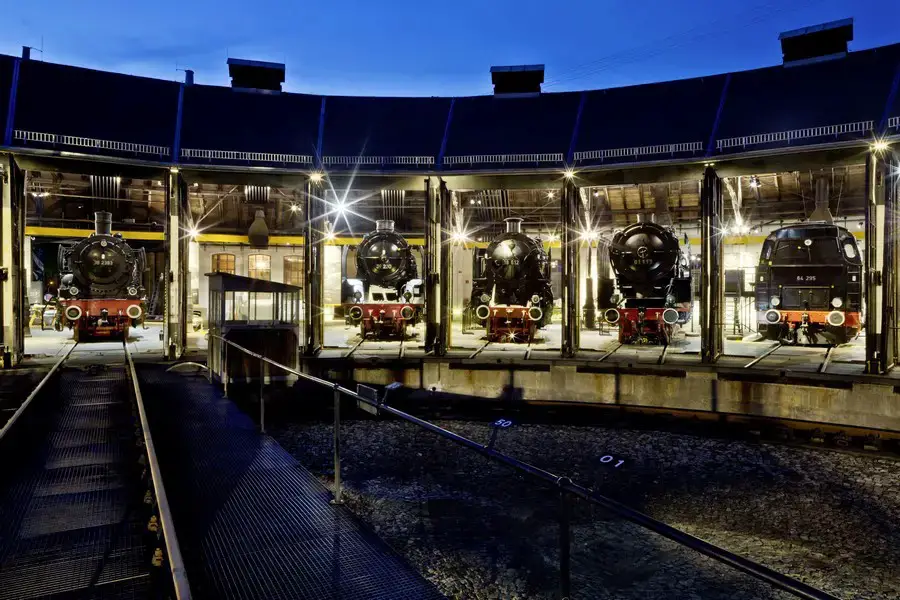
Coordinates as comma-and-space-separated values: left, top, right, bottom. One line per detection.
140, 367, 445, 600
0, 363, 152, 600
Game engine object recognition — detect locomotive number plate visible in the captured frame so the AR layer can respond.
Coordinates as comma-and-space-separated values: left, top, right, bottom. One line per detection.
796, 275, 816, 282
99, 260, 114, 266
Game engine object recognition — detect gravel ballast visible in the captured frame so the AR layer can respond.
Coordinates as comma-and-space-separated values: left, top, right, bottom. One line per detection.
271, 416, 899, 600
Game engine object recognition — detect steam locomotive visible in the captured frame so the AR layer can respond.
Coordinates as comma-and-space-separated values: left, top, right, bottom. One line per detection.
603, 222, 692, 344
341, 220, 424, 338
470, 218, 554, 343
56, 212, 147, 341
755, 223, 861, 345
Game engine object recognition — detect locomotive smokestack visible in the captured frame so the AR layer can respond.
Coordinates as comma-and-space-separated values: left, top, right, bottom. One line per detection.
94, 211, 112, 236
375, 220, 395, 233
505, 217, 523, 234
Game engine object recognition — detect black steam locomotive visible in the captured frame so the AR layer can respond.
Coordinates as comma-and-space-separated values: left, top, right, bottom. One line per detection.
604, 222, 692, 344
755, 223, 861, 345
57, 211, 147, 341
342, 220, 423, 338
470, 218, 553, 343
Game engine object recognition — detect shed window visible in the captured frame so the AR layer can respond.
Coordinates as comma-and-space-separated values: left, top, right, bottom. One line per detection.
211, 253, 235, 274
248, 254, 271, 280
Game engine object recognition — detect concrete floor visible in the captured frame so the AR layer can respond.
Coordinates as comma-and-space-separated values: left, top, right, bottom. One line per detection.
24, 321, 208, 359
320, 319, 869, 375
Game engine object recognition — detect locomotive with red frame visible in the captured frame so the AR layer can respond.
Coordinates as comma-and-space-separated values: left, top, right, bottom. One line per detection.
603, 222, 692, 344
56, 212, 147, 341
470, 218, 553, 343
341, 220, 424, 339
755, 223, 861, 345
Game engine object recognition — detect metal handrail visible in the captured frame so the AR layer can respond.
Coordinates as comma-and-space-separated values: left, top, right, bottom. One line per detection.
0, 343, 76, 443
124, 345, 192, 599
207, 333, 837, 600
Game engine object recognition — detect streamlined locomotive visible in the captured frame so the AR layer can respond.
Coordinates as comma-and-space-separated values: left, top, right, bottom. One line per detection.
756, 223, 861, 345
470, 218, 554, 343
342, 220, 424, 338
604, 222, 692, 344
56, 212, 147, 341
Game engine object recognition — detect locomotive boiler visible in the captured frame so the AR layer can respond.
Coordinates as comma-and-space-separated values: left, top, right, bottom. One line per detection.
604, 222, 692, 344
755, 223, 861, 345
341, 220, 424, 338
56, 211, 147, 341
470, 218, 553, 343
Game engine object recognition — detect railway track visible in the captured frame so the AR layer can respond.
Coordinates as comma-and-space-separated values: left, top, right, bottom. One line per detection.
0, 342, 188, 599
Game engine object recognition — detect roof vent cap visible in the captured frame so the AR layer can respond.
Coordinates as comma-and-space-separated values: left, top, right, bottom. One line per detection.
490, 64, 544, 96
227, 58, 285, 93
779, 18, 853, 67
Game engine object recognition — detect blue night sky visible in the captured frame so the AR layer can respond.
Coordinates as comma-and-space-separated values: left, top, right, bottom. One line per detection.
1, 0, 898, 96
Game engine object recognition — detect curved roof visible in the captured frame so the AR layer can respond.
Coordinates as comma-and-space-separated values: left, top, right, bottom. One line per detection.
2, 42, 899, 173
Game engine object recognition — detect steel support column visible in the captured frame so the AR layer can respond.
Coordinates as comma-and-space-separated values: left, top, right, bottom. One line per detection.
0, 155, 25, 367
304, 178, 325, 355
424, 178, 441, 355
164, 169, 189, 360
700, 166, 724, 363
437, 181, 452, 355
884, 154, 900, 372
562, 181, 580, 357
865, 152, 896, 374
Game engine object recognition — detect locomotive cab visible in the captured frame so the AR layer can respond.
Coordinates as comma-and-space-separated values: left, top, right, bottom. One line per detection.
755, 224, 861, 345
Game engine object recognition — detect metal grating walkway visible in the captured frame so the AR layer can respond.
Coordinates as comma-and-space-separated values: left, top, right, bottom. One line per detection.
139, 367, 445, 600
0, 363, 151, 599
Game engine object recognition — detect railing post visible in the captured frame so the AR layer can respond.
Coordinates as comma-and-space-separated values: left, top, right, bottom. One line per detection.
259, 357, 266, 434
558, 478, 572, 600
223, 343, 229, 398
331, 385, 343, 505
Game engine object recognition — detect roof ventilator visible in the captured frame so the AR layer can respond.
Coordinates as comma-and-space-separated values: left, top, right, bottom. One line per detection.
227, 58, 285, 94
490, 64, 544, 97
779, 18, 853, 68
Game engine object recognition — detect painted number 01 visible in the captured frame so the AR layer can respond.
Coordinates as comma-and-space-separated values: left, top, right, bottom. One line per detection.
600, 455, 625, 468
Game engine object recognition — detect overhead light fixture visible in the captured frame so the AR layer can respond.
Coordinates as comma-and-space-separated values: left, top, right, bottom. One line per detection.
309, 172, 324, 183
872, 140, 890, 153
749, 176, 760, 189
187, 227, 199, 240
563, 168, 575, 179
290, 204, 300, 213
547, 191, 556, 199
593, 190, 600, 197
451, 229, 470, 243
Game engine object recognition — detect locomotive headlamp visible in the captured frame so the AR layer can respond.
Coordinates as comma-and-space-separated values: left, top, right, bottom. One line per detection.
827, 311, 846, 326
126, 304, 143, 319
348, 306, 363, 321
765, 309, 781, 324
480, 293, 490, 304
770, 296, 781, 307
400, 306, 415, 320
527, 306, 543, 321
64, 305, 83, 321
68, 286, 79, 297
475, 304, 491, 320
665, 294, 676, 305
531, 294, 540, 304
831, 297, 843, 308
127, 286, 138, 297
404, 291, 412, 301
662, 308, 679, 325
604, 308, 620, 324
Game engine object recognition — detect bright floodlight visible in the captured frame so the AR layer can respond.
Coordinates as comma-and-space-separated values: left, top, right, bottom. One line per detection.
290, 204, 300, 213
872, 140, 890, 152
309, 172, 324, 183
335, 201, 346, 217
325, 231, 336, 241
451, 229, 470, 243
563, 168, 575, 179
749, 176, 761, 189
547, 191, 556, 199
188, 227, 199, 240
